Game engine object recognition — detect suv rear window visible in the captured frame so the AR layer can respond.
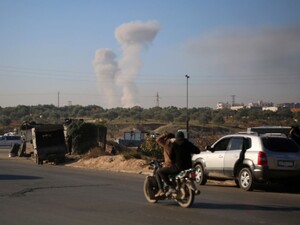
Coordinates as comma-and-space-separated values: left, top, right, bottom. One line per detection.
262, 137, 300, 153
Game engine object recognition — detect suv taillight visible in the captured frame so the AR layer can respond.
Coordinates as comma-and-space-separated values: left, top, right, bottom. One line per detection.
258, 151, 268, 166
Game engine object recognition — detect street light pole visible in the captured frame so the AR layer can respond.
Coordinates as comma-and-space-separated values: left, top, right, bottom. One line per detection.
185, 74, 190, 139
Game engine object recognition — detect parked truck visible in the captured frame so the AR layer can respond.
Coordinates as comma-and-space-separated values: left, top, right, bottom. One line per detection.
32, 124, 67, 165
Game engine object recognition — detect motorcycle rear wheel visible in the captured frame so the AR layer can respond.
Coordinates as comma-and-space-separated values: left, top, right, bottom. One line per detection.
176, 184, 195, 208
143, 178, 158, 204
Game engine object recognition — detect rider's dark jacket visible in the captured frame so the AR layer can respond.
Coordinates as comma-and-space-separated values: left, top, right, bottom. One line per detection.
170, 139, 200, 170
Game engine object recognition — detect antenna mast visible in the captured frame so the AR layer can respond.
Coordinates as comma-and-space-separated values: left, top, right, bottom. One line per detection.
58, 91, 60, 107
156, 92, 160, 107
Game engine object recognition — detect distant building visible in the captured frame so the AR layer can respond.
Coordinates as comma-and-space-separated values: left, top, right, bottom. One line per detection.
277, 103, 300, 109
248, 101, 274, 109
116, 130, 146, 147
230, 105, 245, 111
247, 102, 261, 109
258, 101, 274, 107
216, 100, 300, 112
216, 102, 230, 110
262, 106, 278, 112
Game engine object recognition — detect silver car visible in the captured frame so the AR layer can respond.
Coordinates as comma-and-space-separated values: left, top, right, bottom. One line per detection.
192, 133, 300, 191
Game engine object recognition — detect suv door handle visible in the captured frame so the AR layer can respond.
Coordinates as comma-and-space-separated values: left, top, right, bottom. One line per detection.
219, 155, 223, 158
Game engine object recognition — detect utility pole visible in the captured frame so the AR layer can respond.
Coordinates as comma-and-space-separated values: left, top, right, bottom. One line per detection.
185, 75, 190, 139
155, 92, 160, 107
57, 91, 60, 108
231, 95, 236, 106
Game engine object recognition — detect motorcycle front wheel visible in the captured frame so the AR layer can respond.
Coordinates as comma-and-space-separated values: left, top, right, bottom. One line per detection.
143, 177, 158, 204
176, 184, 195, 208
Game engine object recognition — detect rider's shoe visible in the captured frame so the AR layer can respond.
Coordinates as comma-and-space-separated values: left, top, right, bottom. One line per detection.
154, 189, 165, 197
165, 187, 175, 197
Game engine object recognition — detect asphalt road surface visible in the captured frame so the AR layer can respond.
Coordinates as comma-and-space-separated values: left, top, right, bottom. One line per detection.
1, 148, 300, 225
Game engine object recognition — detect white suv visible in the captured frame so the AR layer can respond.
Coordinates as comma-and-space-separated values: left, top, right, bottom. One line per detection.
192, 133, 300, 191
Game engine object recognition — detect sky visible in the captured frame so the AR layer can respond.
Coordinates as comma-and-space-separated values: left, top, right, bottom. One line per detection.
0, 0, 300, 108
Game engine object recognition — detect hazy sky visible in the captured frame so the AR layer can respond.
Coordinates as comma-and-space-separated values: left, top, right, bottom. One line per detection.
0, 0, 299, 108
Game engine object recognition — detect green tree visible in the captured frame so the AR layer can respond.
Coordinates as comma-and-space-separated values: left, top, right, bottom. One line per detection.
294, 112, 300, 124
277, 108, 293, 120
106, 111, 119, 120
67, 121, 99, 154
213, 115, 225, 125
0, 116, 11, 126
140, 136, 163, 159
198, 113, 210, 125
160, 112, 174, 122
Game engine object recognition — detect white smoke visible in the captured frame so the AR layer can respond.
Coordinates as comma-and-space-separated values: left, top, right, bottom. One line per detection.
92, 49, 120, 108
93, 20, 160, 108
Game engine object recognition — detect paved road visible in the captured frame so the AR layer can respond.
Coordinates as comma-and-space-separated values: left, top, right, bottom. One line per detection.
1, 148, 300, 225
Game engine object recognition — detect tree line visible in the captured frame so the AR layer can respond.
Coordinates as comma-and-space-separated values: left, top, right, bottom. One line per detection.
0, 104, 299, 129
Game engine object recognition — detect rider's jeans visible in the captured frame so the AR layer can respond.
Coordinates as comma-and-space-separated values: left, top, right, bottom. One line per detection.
157, 166, 180, 187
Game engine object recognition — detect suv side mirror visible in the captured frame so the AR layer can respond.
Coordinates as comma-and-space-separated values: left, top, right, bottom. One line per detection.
205, 145, 211, 150
205, 145, 215, 152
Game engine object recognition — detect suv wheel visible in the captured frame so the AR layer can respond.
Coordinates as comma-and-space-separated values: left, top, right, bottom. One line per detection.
238, 167, 254, 191
195, 164, 207, 185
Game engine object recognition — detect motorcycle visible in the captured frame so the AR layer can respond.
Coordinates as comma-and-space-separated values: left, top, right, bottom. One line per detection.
143, 160, 200, 208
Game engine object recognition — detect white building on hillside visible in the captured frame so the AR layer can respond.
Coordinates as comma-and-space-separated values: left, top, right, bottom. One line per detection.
262, 106, 278, 112
217, 102, 230, 110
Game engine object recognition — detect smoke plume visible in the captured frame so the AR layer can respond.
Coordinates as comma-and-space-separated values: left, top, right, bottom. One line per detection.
92, 49, 119, 108
93, 20, 160, 108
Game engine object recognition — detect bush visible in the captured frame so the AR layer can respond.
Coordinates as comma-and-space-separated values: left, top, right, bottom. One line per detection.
0, 116, 11, 126
140, 137, 163, 159
84, 147, 105, 159
67, 121, 99, 154
122, 151, 142, 160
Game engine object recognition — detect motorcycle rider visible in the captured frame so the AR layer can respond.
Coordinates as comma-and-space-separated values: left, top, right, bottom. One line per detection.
154, 133, 175, 197
157, 131, 200, 196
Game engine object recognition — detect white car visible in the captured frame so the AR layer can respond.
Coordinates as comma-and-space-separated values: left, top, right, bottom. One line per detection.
192, 133, 300, 191
0, 135, 22, 147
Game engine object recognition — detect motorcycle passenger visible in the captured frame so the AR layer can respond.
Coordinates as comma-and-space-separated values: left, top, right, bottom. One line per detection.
154, 133, 175, 197
157, 131, 200, 196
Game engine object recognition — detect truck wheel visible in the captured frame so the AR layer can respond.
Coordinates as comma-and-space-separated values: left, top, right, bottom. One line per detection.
238, 167, 254, 191
35, 153, 43, 165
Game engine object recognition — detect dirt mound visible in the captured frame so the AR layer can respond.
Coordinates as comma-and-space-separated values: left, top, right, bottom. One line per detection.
66, 155, 236, 188
68, 155, 151, 174
154, 123, 184, 134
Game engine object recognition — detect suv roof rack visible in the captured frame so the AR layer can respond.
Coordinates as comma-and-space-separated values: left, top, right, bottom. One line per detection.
247, 126, 290, 136
260, 133, 287, 137
237, 132, 258, 135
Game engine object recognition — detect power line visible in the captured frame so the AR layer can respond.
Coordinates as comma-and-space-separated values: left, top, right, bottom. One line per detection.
1, 65, 299, 83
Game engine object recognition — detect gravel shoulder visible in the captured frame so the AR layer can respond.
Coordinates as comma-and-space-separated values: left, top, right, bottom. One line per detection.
66, 155, 152, 175
66, 155, 236, 186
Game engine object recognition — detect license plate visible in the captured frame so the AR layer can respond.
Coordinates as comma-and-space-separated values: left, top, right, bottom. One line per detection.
277, 160, 294, 168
